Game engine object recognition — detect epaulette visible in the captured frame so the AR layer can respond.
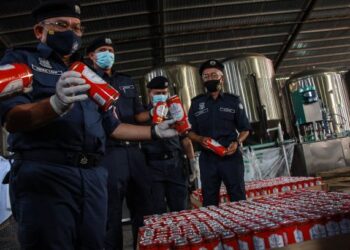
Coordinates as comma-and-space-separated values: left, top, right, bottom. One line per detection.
191, 93, 205, 101
224, 93, 240, 99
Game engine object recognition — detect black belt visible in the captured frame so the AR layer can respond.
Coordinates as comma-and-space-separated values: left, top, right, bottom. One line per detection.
14, 150, 102, 168
109, 140, 140, 147
146, 151, 177, 161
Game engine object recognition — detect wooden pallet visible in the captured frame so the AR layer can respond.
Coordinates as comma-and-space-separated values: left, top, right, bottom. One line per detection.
317, 167, 350, 193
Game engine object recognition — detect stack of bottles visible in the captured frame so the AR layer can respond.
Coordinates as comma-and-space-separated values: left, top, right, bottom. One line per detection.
139, 189, 350, 250
191, 177, 322, 207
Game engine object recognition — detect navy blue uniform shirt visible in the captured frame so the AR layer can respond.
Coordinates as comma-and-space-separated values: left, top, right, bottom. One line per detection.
188, 92, 251, 147
94, 69, 145, 147
0, 43, 120, 154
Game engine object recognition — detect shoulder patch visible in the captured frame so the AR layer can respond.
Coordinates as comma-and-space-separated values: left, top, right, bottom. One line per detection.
191, 93, 205, 101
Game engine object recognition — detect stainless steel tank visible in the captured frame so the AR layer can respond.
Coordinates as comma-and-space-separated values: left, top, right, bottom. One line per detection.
287, 69, 350, 133
222, 53, 282, 124
143, 63, 203, 111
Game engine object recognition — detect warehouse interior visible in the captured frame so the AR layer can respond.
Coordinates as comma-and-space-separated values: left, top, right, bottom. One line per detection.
0, 0, 350, 249
0, 0, 350, 81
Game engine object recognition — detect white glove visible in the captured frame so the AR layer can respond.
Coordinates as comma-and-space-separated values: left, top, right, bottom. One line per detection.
189, 158, 200, 182
154, 119, 178, 138
50, 71, 90, 115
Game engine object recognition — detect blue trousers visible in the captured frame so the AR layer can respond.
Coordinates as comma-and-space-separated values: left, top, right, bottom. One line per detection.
199, 150, 246, 206
10, 159, 107, 250
147, 152, 187, 214
101, 146, 153, 250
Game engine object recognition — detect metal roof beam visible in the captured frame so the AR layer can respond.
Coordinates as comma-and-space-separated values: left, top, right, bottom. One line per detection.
274, 0, 318, 70
165, 43, 282, 57
278, 58, 350, 69
283, 51, 350, 61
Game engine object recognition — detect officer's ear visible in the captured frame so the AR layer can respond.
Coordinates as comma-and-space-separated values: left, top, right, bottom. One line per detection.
33, 24, 45, 40
88, 52, 96, 61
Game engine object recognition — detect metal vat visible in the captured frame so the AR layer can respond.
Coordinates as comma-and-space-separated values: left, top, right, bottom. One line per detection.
143, 63, 203, 111
222, 53, 282, 124
287, 69, 350, 134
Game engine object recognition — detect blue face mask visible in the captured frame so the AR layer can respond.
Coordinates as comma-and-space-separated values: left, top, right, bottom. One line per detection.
152, 94, 168, 106
46, 30, 81, 56
96, 51, 115, 69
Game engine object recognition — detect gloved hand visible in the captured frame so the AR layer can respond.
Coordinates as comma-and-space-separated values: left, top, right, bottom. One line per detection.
50, 71, 90, 115
189, 158, 200, 182
153, 119, 178, 138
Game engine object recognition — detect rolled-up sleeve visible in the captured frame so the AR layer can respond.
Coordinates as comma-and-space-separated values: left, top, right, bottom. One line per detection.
234, 99, 251, 132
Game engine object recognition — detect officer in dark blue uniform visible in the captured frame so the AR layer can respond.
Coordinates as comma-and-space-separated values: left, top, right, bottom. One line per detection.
86, 37, 153, 250
188, 59, 251, 207
0, 1, 176, 249
141, 76, 199, 214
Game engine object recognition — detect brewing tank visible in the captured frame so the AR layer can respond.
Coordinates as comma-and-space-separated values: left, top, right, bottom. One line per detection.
287, 69, 350, 134
143, 63, 203, 111
222, 53, 282, 124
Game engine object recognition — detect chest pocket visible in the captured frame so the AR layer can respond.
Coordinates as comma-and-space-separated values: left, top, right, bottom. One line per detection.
30, 60, 63, 99
219, 107, 236, 130
119, 84, 136, 98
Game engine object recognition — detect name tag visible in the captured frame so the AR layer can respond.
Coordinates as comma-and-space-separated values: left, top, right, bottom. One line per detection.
194, 108, 208, 117
219, 107, 235, 113
31, 64, 63, 75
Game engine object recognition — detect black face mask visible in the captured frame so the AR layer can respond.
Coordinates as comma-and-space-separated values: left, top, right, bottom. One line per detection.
204, 80, 222, 93
46, 30, 82, 56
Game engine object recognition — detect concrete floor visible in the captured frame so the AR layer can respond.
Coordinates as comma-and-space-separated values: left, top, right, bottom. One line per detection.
0, 217, 135, 250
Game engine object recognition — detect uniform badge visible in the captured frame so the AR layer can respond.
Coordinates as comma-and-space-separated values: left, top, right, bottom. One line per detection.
239, 103, 244, 110
105, 38, 112, 45
199, 102, 205, 110
210, 60, 216, 66
75, 5, 81, 15
38, 58, 52, 69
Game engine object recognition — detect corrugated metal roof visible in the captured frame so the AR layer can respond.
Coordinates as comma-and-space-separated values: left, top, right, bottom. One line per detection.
0, 0, 349, 81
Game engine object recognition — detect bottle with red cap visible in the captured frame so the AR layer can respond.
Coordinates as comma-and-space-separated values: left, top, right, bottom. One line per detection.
204, 138, 227, 157
69, 62, 120, 111
167, 95, 191, 134
152, 101, 168, 124
0, 63, 33, 98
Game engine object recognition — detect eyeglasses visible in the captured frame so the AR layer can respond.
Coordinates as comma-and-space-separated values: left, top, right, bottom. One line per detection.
202, 72, 223, 81
153, 91, 168, 95
42, 21, 85, 35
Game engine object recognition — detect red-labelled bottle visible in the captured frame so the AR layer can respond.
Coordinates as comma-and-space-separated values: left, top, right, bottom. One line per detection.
152, 101, 168, 124
0, 63, 33, 98
69, 62, 120, 111
205, 138, 227, 157
167, 95, 191, 134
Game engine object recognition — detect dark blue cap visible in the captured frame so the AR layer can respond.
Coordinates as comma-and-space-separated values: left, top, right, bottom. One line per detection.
147, 76, 169, 89
86, 37, 114, 54
199, 59, 224, 76
32, 0, 81, 23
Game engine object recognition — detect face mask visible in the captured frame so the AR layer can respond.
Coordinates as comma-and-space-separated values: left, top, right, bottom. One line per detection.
152, 94, 168, 106
204, 80, 222, 93
96, 51, 115, 69
46, 30, 81, 56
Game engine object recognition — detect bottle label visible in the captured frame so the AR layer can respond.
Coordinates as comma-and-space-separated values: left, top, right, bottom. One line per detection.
82, 66, 105, 84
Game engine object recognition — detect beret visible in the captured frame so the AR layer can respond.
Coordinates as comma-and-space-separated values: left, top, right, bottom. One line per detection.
86, 37, 114, 54
147, 76, 169, 89
199, 59, 224, 76
32, 0, 81, 23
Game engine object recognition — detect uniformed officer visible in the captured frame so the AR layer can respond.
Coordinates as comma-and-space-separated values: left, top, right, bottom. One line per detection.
188, 59, 251, 206
0, 1, 176, 249
86, 37, 152, 250
142, 76, 199, 214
